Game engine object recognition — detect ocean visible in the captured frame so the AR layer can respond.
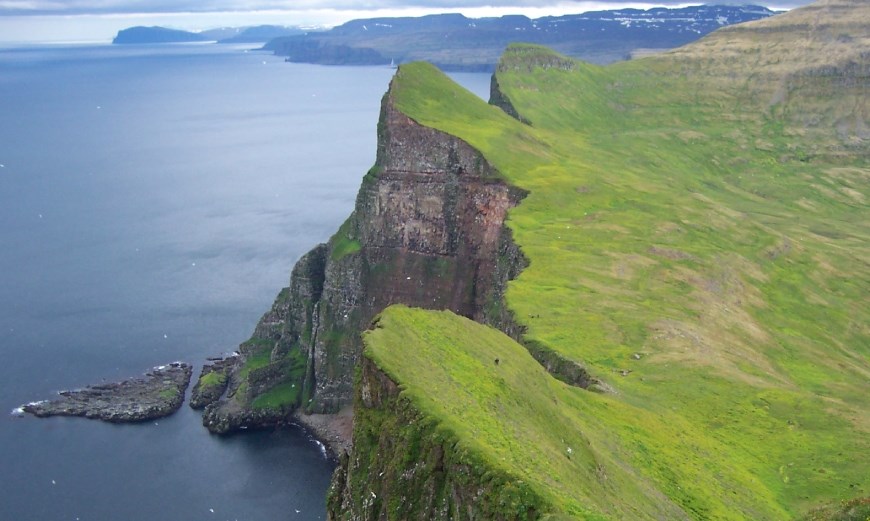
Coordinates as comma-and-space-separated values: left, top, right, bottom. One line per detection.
0, 42, 490, 520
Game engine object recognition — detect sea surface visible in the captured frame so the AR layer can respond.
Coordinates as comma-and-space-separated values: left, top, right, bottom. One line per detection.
0, 43, 490, 521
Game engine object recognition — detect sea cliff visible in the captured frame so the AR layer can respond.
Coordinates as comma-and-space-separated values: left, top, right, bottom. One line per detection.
198, 1, 869, 518
326, 352, 546, 521
194, 67, 533, 432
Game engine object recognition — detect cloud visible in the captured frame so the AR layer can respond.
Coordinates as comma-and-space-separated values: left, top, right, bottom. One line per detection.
0, 0, 816, 16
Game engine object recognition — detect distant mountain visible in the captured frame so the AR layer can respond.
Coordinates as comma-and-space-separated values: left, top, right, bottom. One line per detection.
112, 26, 207, 44
197, 27, 243, 41
264, 5, 778, 70
216, 25, 309, 44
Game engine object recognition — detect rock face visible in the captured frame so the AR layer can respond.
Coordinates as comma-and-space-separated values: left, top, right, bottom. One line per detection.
196, 74, 530, 432
21, 363, 192, 423
309, 90, 528, 412
489, 74, 529, 125
198, 246, 327, 432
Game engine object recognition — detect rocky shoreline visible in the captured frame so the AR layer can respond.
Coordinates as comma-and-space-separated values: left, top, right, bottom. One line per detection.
16, 354, 351, 459
20, 362, 193, 423
292, 406, 354, 459
189, 355, 353, 458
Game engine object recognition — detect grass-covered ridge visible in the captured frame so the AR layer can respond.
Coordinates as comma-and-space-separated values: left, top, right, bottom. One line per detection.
374, 2, 868, 518
367, 306, 703, 519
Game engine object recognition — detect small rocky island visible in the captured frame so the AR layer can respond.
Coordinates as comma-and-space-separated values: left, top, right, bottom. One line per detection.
189, 356, 235, 409
21, 362, 192, 422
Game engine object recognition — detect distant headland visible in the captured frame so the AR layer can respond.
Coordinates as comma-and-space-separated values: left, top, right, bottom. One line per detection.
111, 5, 777, 70
112, 25, 307, 45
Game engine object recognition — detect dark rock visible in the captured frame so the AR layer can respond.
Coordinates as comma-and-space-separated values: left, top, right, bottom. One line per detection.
490, 74, 530, 124
201, 64, 592, 431
304, 85, 530, 412
202, 402, 289, 434
21, 363, 192, 422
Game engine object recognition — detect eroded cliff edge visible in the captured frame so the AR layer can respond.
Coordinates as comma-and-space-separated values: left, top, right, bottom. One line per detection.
194, 68, 532, 433
326, 355, 547, 521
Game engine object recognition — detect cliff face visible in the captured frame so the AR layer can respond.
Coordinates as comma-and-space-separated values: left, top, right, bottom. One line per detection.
195, 74, 528, 429
311, 92, 528, 411
326, 356, 544, 521
320, 1, 869, 517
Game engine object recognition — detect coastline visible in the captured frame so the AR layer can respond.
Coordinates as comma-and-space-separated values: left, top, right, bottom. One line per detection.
292, 406, 354, 460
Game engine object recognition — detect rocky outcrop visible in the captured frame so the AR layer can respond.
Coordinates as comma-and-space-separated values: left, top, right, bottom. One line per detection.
21, 362, 192, 422
326, 357, 545, 521
197, 71, 531, 431
189, 357, 235, 409
489, 74, 530, 125
203, 403, 290, 434
195, 245, 326, 431
308, 90, 528, 412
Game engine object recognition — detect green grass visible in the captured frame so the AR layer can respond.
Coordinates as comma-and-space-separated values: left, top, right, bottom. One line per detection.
158, 388, 178, 400
331, 217, 362, 261
239, 336, 274, 356
240, 346, 309, 410
252, 382, 300, 410
367, 306, 705, 519
198, 371, 227, 389
367, 30, 869, 520
238, 347, 272, 381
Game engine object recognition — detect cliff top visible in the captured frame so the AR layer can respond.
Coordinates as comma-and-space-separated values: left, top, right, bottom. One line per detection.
366, 306, 694, 519
368, 0, 869, 517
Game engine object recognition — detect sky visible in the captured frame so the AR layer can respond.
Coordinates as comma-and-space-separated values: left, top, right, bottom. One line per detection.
0, 0, 817, 44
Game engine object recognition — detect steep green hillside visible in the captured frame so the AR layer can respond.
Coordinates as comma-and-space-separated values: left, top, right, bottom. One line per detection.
358, 1, 868, 518
364, 306, 698, 519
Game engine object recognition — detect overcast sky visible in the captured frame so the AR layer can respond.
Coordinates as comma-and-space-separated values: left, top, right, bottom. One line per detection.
0, 0, 817, 44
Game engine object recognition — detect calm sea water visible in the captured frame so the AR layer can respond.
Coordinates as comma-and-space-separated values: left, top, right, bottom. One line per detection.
0, 43, 490, 521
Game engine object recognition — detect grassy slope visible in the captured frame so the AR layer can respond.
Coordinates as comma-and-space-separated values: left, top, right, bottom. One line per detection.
367, 306, 697, 520
371, 2, 869, 519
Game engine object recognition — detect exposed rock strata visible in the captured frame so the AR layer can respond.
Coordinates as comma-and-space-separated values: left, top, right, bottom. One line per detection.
198, 73, 537, 433
21, 362, 192, 422
192, 64, 604, 520
309, 93, 529, 411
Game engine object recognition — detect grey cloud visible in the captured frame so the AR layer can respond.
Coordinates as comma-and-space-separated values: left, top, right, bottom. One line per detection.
0, 0, 817, 15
